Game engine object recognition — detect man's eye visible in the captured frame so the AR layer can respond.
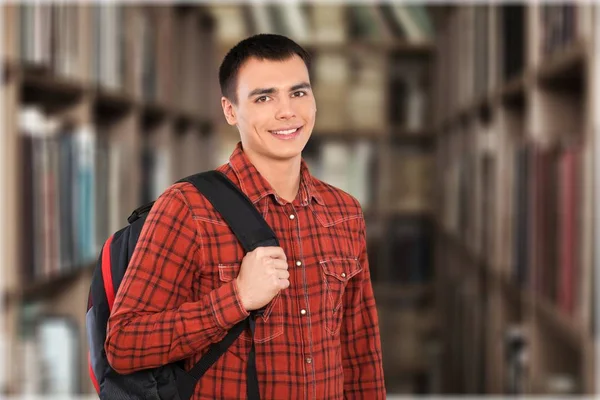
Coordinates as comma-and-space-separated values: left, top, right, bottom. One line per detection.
255, 96, 270, 103
292, 91, 306, 98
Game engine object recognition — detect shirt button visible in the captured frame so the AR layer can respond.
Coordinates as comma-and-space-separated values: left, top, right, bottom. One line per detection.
306, 357, 312, 364
289, 214, 295, 220
300, 309, 307, 315
341, 272, 346, 278
296, 261, 302, 266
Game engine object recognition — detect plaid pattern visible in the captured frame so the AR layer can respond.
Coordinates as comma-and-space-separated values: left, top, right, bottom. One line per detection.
105, 142, 385, 399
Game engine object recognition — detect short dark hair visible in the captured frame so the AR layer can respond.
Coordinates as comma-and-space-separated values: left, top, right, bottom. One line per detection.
219, 34, 311, 104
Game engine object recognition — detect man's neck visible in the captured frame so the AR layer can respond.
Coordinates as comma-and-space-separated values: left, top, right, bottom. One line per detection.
245, 150, 301, 203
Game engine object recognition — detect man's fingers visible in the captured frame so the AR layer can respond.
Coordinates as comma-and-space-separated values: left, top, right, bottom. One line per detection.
258, 246, 287, 261
279, 278, 290, 289
277, 270, 290, 280
272, 259, 289, 270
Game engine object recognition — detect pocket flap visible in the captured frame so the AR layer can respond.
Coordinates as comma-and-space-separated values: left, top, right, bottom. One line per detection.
218, 264, 240, 282
319, 258, 362, 282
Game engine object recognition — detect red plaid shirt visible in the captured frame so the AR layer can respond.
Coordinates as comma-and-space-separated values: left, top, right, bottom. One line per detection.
105, 142, 385, 399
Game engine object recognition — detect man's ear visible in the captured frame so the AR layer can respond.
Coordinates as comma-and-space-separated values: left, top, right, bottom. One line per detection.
221, 96, 237, 126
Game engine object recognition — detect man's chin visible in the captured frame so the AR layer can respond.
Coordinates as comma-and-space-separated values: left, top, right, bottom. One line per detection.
265, 145, 305, 162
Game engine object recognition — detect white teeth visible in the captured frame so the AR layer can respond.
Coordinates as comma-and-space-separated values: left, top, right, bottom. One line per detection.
272, 128, 298, 135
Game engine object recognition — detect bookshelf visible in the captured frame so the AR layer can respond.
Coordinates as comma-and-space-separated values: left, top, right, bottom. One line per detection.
1, 4, 218, 395
2, 2, 439, 396
434, 4, 597, 395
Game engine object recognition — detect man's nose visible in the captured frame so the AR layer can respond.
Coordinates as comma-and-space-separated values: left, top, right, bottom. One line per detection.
275, 98, 296, 119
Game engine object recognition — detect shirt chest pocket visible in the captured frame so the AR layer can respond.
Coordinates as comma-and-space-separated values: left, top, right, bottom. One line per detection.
319, 258, 362, 336
218, 264, 284, 343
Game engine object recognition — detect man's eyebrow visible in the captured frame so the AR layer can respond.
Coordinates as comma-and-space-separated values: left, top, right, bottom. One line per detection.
248, 82, 312, 99
290, 82, 311, 91
248, 87, 277, 98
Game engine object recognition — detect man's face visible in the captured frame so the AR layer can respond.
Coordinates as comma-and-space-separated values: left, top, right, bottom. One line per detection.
221, 55, 316, 162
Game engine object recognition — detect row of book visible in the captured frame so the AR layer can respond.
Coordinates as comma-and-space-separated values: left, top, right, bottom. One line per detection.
472, 7, 492, 102
140, 142, 173, 206
17, 3, 81, 79
444, 278, 487, 394
500, 5, 526, 82
435, 4, 594, 125
366, 215, 433, 286
20, 107, 96, 281
15, 303, 80, 395
388, 143, 434, 214
92, 4, 126, 91
18, 107, 119, 283
13, 4, 216, 114
444, 274, 581, 395
377, 302, 440, 392
440, 135, 585, 319
540, 5, 579, 57
210, 4, 433, 45
386, 216, 434, 285
16, 105, 217, 285
435, 5, 526, 119
514, 141, 583, 317
16, 4, 126, 89
304, 139, 433, 215
312, 52, 430, 133
304, 139, 377, 209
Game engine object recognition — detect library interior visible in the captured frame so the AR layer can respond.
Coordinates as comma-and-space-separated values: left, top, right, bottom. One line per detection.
1, 3, 598, 397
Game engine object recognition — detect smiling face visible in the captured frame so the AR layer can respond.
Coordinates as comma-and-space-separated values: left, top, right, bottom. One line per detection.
221, 55, 316, 163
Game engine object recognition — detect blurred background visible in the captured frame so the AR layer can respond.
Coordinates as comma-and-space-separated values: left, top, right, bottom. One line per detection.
0, 2, 598, 398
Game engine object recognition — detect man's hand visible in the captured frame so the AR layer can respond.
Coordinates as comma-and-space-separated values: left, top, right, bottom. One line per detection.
235, 246, 289, 311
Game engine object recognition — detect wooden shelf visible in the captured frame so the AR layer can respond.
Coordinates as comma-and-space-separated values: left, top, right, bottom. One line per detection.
311, 128, 435, 143
93, 86, 135, 119
93, 86, 134, 107
218, 40, 435, 57
307, 40, 435, 55
374, 283, 434, 299
390, 130, 436, 146
497, 269, 528, 310
2, 59, 19, 84
392, 128, 433, 136
436, 226, 483, 267
497, 72, 528, 107
383, 207, 434, 218
438, 71, 531, 128
437, 225, 531, 311
432, 4, 596, 395
384, 360, 432, 376
4, 62, 214, 129
452, 94, 495, 126
4, 262, 95, 305
537, 40, 587, 88
20, 67, 86, 108
532, 295, 587, 352
312, 128, 387, 139
141, 101, 171, 128
174, 110, 208, 131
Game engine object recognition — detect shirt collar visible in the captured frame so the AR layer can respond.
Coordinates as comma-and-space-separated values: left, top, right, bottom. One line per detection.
227, 142, 324, 207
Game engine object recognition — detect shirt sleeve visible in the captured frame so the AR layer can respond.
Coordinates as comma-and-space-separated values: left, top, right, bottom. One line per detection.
105, 186, 249, 375
341, 215, 386, 399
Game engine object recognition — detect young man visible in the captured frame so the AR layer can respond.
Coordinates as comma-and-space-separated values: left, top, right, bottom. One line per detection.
105, 33, 385, 399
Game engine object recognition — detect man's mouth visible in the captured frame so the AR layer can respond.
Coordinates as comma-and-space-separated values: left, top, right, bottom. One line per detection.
269, 126, 303, 140
270, 127, 301, 135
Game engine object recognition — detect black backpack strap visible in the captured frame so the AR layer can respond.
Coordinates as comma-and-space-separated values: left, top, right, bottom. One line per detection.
176, 170, 277, 400
184, 170, 279, 252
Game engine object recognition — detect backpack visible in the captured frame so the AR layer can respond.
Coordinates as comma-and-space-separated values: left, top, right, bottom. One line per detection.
86, 170, 278, 400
